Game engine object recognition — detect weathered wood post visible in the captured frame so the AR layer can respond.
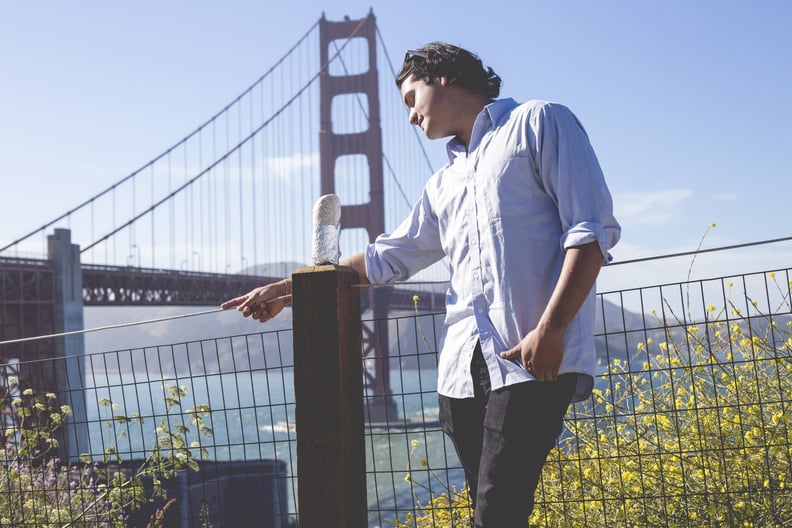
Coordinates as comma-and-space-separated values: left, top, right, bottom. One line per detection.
291, 264, 366, 527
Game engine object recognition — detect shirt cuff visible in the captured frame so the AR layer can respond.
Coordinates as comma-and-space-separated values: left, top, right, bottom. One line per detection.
364, 243, 401, 284
561, 222, 619, 263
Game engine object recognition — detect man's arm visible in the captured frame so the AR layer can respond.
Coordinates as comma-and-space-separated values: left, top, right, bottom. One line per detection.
340, 252, 370, 286
220, 252, 369, 323
500, 241, 604, 381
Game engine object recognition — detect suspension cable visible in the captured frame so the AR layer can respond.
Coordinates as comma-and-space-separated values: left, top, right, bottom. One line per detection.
0, 20, 320, 254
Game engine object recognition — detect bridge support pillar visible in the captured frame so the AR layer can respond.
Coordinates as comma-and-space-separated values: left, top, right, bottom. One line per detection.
48, 228, 89, 460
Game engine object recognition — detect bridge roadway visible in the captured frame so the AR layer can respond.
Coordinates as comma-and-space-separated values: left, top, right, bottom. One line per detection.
82, 263, 446, 311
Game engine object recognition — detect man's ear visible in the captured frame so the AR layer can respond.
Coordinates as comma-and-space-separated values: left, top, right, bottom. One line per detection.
438, 76, 449, 87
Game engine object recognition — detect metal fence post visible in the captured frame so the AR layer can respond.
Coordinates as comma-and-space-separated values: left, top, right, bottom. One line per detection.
291, 264, 366, 527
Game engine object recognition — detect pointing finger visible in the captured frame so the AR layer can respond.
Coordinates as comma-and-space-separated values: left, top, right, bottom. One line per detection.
220, 297, 243, 310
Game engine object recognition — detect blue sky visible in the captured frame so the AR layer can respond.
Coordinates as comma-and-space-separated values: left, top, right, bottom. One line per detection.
1, 1, 791, 292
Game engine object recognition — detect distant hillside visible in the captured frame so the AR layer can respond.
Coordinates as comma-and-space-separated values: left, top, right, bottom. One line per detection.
240, 261, 307, 278
593, 298, 664, 368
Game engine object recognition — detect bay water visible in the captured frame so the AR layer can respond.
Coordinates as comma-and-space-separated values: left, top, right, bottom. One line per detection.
82, 367, 463, 527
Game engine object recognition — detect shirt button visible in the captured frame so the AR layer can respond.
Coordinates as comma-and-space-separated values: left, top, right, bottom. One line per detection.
473, 273, 479, 280
477, 308, 484, 314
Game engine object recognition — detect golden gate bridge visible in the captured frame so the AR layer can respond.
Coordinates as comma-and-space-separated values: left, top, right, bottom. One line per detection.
0, 11, 446, 427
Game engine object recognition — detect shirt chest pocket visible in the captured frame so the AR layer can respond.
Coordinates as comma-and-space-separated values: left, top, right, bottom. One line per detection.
476, 154, 548, 219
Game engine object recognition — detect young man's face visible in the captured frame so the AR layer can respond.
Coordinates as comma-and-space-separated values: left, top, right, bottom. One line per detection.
399, 75, 454, 140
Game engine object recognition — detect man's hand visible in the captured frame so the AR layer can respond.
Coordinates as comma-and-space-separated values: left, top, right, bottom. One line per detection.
220, 279, 291, 323
500, 324, 564, 382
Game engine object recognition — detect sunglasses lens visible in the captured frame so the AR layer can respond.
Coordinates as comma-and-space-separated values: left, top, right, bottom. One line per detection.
405, 49, 428, 61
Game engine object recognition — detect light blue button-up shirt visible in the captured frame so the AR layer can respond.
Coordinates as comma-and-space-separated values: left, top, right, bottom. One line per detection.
365, 98, 620, 399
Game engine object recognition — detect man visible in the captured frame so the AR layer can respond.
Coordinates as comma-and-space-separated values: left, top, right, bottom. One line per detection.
222, 42, 620, 526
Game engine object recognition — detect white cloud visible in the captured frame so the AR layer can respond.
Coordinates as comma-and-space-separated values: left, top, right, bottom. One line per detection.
614, 188, 693, 226
263, 152, 319, 181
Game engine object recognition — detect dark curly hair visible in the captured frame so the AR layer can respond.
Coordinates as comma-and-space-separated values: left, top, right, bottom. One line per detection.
396, 42, 501, 99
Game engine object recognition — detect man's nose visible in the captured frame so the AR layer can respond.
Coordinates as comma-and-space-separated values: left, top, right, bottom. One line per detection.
408, 109, 419, 125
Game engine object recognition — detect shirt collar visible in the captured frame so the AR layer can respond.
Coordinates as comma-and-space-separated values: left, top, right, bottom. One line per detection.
445, 98, 519, 161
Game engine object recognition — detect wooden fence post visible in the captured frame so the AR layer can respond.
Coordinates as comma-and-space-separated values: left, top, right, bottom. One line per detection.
291, 264, 366, 527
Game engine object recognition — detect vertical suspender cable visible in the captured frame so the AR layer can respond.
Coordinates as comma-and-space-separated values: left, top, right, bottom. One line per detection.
150, 165, 155, 269
250, 85, 258, 272
168, 153, 174, 269
224, 111, 231, 271
238, 102, 244, 272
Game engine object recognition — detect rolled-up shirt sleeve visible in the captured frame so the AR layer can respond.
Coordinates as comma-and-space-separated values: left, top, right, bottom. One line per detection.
535, 103, 621, 262
365, 188, 446, 284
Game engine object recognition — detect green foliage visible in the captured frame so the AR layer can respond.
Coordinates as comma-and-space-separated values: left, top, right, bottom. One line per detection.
0, 380, 213, 527
394, 439, 471, 528
398, 272, 792, 527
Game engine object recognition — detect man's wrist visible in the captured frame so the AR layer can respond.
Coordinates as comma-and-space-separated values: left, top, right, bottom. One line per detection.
536, 317, 568, 335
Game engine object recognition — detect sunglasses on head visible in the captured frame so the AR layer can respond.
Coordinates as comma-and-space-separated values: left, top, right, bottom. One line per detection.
404, 49, 429, 61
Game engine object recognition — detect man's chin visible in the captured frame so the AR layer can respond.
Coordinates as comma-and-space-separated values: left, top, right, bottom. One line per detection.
424, 129, 453, 140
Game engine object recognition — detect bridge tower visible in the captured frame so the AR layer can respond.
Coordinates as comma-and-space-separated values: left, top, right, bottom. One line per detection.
0, 229, 88, 459
318, 11, 398, 422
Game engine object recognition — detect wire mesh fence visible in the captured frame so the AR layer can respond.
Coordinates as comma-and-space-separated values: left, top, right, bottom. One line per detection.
531, 267, 792, 527
0, 266, 790, 526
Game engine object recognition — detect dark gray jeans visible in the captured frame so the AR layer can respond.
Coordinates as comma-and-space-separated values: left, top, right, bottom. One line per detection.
439, 342, 576, 527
